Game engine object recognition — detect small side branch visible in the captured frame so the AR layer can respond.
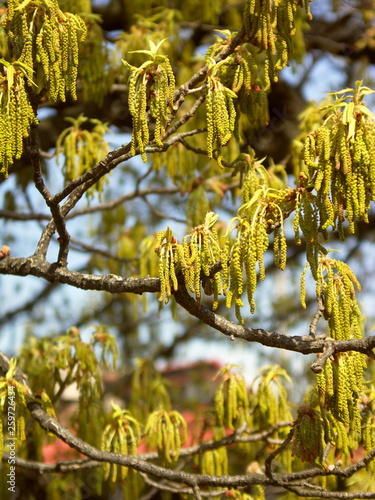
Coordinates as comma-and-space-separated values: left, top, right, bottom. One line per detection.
311, 342, 336, 374
192, 484, 203, 500
2, 455, 100, 473
265, 426, 295, 483
309, 296, 325, 339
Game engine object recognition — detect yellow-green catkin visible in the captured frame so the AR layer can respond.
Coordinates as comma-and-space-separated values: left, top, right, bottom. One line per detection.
300, 82, 375, 236
123, 40, 175, 162
5, 0, 86, 102
154, 227, 179, 304
0, 0, 87, 174
251, 366, 292, 432
243, 0, 311, 89
316, 351, 365, 462
362, 394, 375, 472
227, 182, 289, 318
0, 62, 38, 176
314, 255, 362, 341
55, 114, 110, 196
205, 58, 237, 168
155, 213, 225, 307
101, 405, 141, 484
78, 15, 113, 106
195, 447, 228, 476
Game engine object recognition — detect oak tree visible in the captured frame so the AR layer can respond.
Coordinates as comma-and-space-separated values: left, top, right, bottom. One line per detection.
1, 0, 375, 499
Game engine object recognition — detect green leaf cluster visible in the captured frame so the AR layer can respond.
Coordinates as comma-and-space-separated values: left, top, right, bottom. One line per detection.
215, 364, 250, 429
145, 408, 187, 462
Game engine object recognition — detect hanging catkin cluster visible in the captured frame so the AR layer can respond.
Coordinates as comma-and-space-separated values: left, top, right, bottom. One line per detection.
301, 254, 363, 340
5, 0, 87, 102
154, 227, 180, 305
298, 251, 367, 462
194, 426, 229, 476
301, 82, 375, 236
153, 158, 292, 315
247, 367, 293, 472
42, 1, 112, 105
78, 15, 113, 106
123, 40, 175, 162
101, 404, 141, 483
129, 358, 171, 423
0, 0, 87, 175
196, 447, 228, 476
243, 0, 312, 87
150, 142, 199, 185
180, 212, 226, 309
205, 33, 269, 129
0, 61, 37, 176
0, 360, 63, 459
205, 57, 237, 167
155, 213, 227, 308
293, 173, 325, 278
55, 114, 110, 197
0, 360, 27, 459
362, 387, 375, 472
226, 183, 289, 322
316, 352, 365, 458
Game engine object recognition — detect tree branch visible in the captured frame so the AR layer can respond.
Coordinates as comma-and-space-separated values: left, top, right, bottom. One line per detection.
28, 124, 70, 264
310, 342, 336, 374
2, 455, 100, 473
27, 400, 271, 489
61, 187, 181, 219
0, 256, 375, 358
0, 210, 50, 221
1, 347, 373, 497
25, 400, 375, 493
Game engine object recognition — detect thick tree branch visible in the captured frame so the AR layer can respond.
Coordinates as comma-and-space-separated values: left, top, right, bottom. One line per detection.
172, 282, 375, 357
28, 124, 70, 264
0, 256, 160, 294
0, 256, 375, 358
25, 400, 375, 493
27, 400, 270, 489
282, 485, 375, 499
